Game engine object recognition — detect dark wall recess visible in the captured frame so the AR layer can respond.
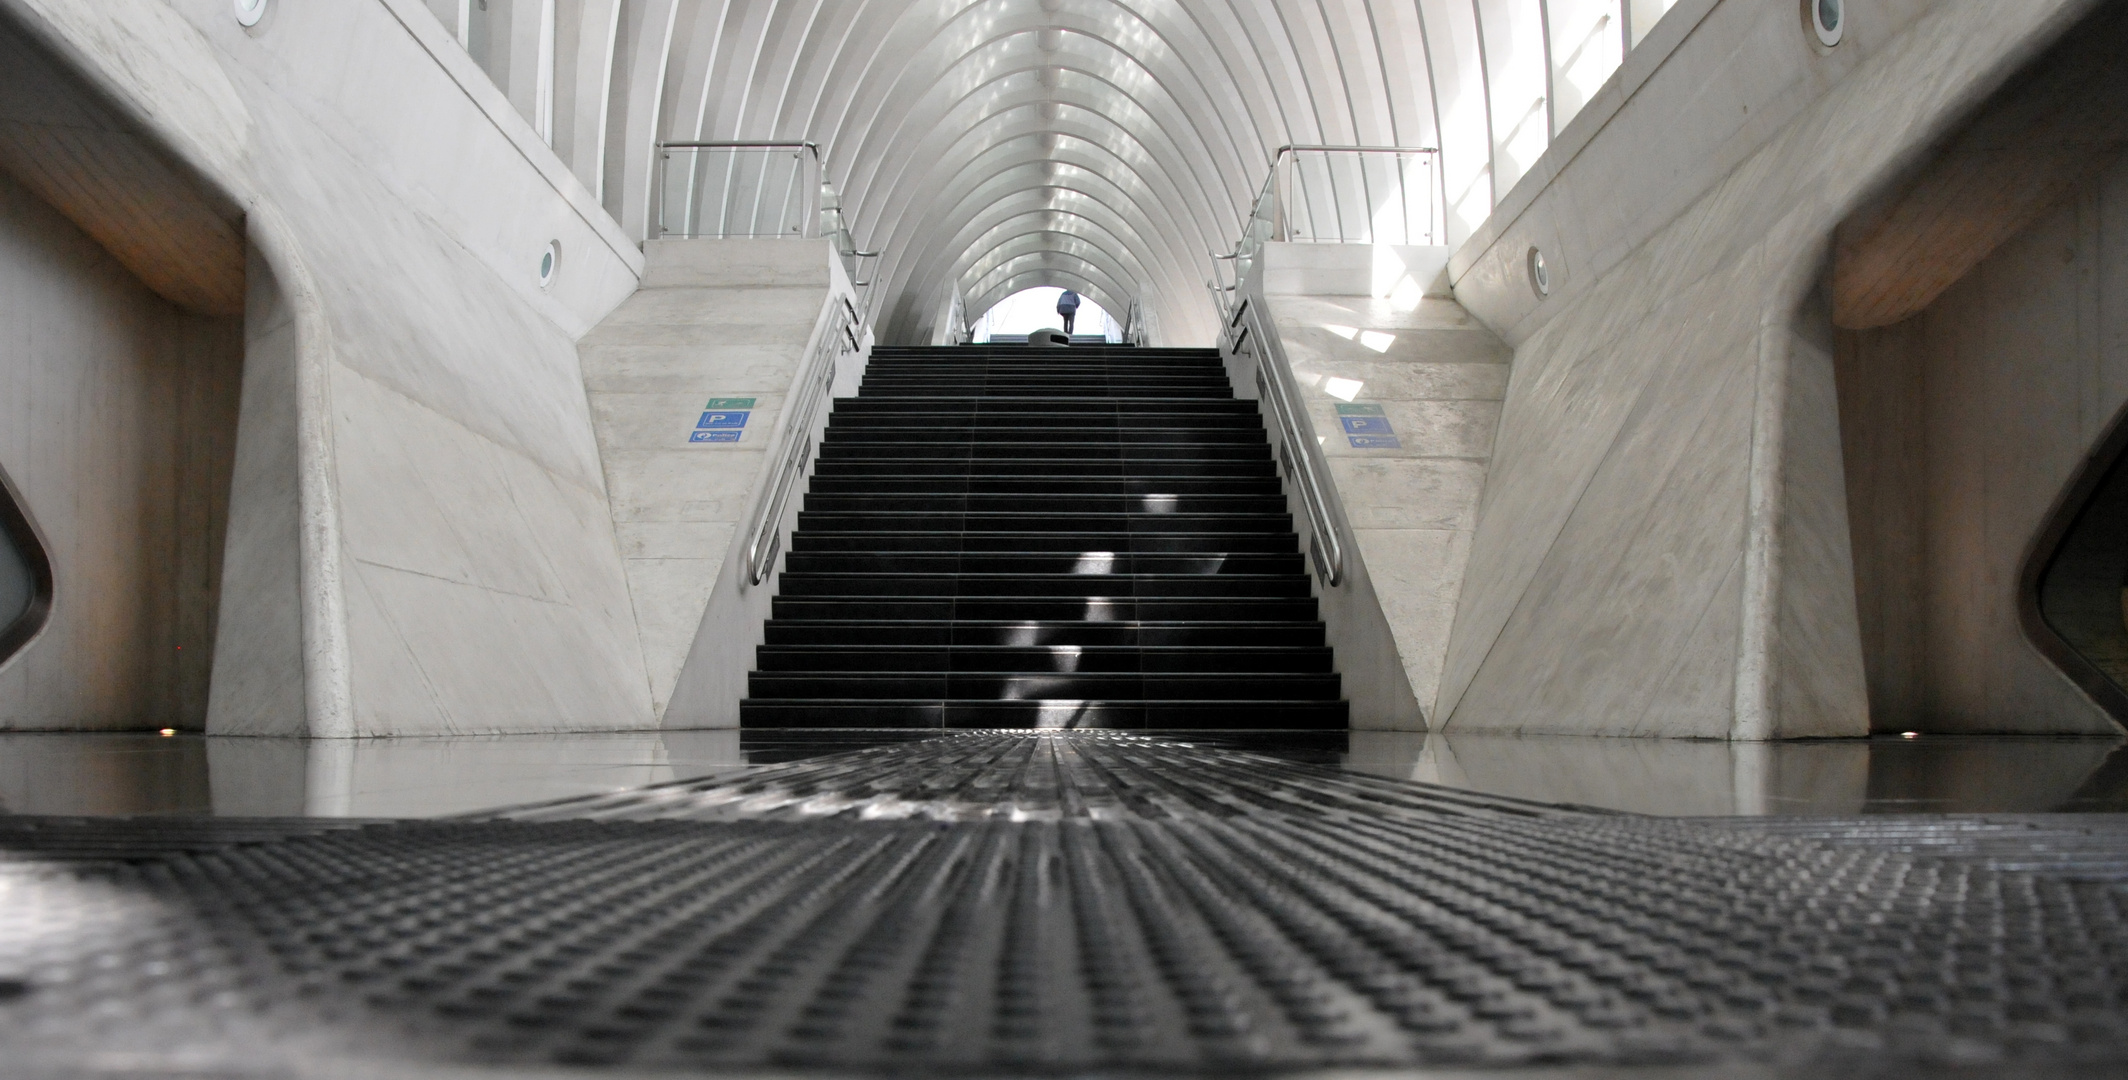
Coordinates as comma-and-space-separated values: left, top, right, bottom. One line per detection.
2023, 399, 2128, 725
0, 461, 52, 666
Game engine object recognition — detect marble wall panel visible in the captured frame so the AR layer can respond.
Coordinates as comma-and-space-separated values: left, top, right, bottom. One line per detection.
1448, 323, 1757, 736
1263, 249, 1511, 720
1438, 0, 2107, 737
578, 240, 839, 720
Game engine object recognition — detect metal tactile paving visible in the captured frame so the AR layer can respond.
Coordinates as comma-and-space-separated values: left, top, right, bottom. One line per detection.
1, 732, 2125, 1078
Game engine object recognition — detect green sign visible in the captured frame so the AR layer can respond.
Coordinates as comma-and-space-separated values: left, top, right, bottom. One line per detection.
1335, 403, 1386, 416
704, 397, 757, 410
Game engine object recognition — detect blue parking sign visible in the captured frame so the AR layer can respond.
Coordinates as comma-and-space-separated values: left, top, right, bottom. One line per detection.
1340, 415, 1395, 435
690, 430, 741, 443
1347, 434, 1402, 449
697, 410, 750, 429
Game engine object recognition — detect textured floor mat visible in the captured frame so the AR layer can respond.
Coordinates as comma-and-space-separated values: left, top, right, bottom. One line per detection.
2, 732, 2126, 1078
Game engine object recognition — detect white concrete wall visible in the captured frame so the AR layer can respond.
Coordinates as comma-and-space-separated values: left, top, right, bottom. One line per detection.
580, 239, 840, 720
662, 257, 868, 730
0, 0, 657, 735
1435, 0, 2106, 737
1836, 159, 2128, 736
1450, 0, 1953, 347
1257, 244, 1511, 720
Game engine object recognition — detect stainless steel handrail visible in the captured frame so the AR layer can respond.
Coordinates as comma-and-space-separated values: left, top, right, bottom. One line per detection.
1271, 143, 1438, 155
1263, 144, 1441, 246
657, 141, 823, 240
1203, 143, 1438, 589
745, 295, 858, 586
1237, 303, 1343, 586
660, 140, 822, 154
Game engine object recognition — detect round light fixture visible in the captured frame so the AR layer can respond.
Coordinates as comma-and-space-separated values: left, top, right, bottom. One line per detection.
234, 0, 268, 27
538, 240, 561, 289
1526, 247, 1550, 298
1810, 0, 1843, 46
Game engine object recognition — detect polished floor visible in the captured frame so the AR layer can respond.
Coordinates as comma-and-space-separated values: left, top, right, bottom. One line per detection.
0, 728, 2121, 819
2, 730, 2126, 1078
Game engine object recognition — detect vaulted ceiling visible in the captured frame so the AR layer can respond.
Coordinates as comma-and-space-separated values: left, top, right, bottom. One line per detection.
461, 0, 1679, 342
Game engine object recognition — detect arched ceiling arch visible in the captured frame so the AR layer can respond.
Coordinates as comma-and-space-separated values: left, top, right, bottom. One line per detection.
521, 0, 1683, 344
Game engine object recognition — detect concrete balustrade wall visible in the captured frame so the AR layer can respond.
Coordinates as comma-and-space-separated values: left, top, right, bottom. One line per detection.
579, 239, 850, 722
0, 0, 654, 734
662, 252, 870, 731
1252, 243, 1511, 723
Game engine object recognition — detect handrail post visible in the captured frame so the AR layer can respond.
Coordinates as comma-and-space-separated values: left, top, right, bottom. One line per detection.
804, 150, 821, 239
1273, 150, 1289, 242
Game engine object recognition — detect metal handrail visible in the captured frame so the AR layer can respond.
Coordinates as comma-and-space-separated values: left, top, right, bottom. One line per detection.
657, 141, 823, 240
661, 140, 821, 154
1271, 143, 1438, 155
1260, 144, 1442, 247
1202, 143, 1439, 588
1235, 302, 1343, 586
745, 295, 858, 586
845, 249, 879, 288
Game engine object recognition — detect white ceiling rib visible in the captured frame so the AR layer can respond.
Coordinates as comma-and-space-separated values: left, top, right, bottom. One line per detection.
449, 0, 1669, 343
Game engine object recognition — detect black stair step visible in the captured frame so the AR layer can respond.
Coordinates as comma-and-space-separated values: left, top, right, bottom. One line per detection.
828, 398, 1258, 414
793, 512, 1296, 534
761, 620, 1328, 647
789, 532, 1299, 554
800, 494, 1290, 513
822, 421, 1262, 436
746, 672, 1344, 701
804, 477, 1283, 496
867, 345, 1215, 353
769, 598, 1320, 621
857, 384, 1235, 396
818, 444, 1273, 462
852, 375, 1221, 383
822, 428, 1267, 445
736, 699, 1350, 729
775, 573, 1314, 599
856, 372, 1225, 384
812, 460, 1277, 478
781, 552, 1304, 575
824, 422, 1266, 438
859, 364, 1224, 374
754, 645, 1335, 673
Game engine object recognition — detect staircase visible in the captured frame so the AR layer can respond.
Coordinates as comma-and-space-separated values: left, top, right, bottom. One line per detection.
740, 343, 1347, 728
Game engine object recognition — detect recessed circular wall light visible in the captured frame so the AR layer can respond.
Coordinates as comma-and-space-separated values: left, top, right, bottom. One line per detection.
1810, 0, 1843, 46
234, 0, 268, 27
1527, 247, 1550, 298
538, 240, 561, 289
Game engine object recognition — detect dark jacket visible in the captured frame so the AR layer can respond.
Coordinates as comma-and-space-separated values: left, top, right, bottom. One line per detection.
1055, 290, 1081, 313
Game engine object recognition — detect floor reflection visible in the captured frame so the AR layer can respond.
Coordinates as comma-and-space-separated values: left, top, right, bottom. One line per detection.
0, 731, 750, 819
1347, 732, 2128, 815
0, 729, 2121, 818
